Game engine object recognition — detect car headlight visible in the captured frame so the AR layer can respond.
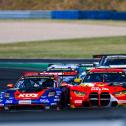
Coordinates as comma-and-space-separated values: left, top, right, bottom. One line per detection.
5, 93, 10, 98
114, 90, 126, 97
73, 90, 86, 96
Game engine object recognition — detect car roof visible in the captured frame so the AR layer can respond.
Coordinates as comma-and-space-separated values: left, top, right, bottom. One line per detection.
89, 68, 124, 73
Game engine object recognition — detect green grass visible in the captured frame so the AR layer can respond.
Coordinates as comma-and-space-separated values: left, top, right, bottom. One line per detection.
0, 0, 126, 11
0, 36, 126, 58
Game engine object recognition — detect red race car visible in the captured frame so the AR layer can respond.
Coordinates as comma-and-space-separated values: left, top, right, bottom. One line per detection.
69, 68, 126, 108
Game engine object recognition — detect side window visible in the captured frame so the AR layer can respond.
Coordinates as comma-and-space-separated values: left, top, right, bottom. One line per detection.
99, 57, 105, 65
58, 78, 62, 86
54, 80, 57, 88
16, 80, 25, 89
102, 57, 108, 66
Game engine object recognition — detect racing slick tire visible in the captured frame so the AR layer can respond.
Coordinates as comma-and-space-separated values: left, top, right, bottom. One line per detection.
59, 87, 70, 110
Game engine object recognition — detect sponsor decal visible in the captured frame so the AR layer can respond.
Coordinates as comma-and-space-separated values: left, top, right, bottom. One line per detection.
55, 96, 59, 98
5, 100, 13, 104
44, 72, 62, 75
48, 92, 55, 97
40, 99, 49, 103
25, 76, 53, 79
51, 103, 57, 105
18, 94, 38, 98
74, 100, 82, 104
8, 97, 14, 100
49, 68, 71, 71
19, 100, 31, 104
41, 96, 47, 98
91, 87, 109, 91
54, 99, 60, 102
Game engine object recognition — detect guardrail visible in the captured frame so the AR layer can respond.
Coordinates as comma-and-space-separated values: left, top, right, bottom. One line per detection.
0, 10, 126, 20
0, 10, 51, 19
52, 10, 126, 20
51, 10, 80, 19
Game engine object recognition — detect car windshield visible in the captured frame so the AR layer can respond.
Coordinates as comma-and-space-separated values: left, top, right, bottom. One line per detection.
103, 58, 126, 66
15, 77, 55, 92
83, 72, 126, 83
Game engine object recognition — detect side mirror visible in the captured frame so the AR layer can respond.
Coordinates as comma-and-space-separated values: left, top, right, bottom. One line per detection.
7, 84, 14, 88
74, 78, 82, 84
93, 62, 99, 67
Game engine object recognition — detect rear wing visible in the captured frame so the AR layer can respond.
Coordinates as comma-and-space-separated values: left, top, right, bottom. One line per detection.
44, 71, 78, 76
78, 64, 93, 67
23, 72, 40, 76
23, 71, 56, 77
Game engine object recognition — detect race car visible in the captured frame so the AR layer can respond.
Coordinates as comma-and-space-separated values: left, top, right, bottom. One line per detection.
68, 68, 126, 108
93, 54, 126, 68
46, 64, 80, 84
0, 72, 62, 111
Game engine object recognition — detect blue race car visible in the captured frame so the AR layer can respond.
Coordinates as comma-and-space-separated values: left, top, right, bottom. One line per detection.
0, 72, 62, 111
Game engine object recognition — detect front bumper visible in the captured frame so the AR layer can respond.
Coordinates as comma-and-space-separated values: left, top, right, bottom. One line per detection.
3, 98, 59, 110
70, 93, 118, 108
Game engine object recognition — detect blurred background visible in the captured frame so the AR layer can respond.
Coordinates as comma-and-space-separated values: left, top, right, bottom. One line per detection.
0, 0, 126, 11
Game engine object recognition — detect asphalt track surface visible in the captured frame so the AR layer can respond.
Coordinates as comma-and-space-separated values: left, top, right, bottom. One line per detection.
0, 21, 126, 43
0, 59, 126, 126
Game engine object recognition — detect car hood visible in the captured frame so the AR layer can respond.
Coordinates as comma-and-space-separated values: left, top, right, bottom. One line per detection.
70, 82, 126, 94
14, 89, 47, 100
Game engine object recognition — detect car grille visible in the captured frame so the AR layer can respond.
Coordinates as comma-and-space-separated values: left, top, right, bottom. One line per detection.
100, 92, 110, 106
89, 92, 110, 107
89, 92, 99, 106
